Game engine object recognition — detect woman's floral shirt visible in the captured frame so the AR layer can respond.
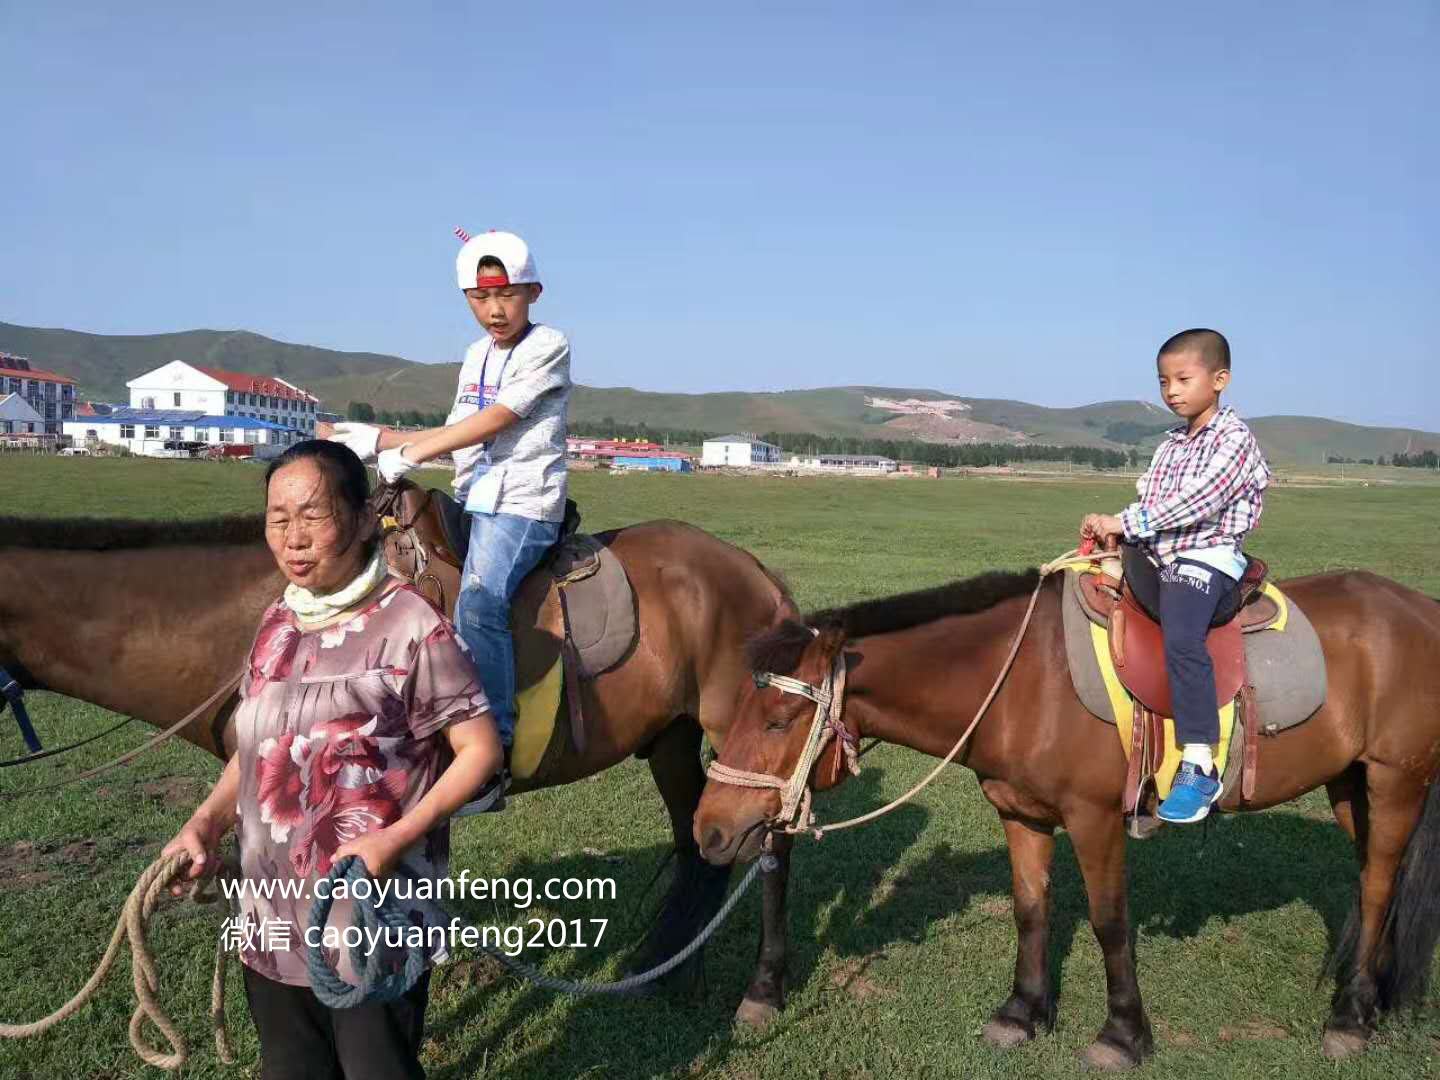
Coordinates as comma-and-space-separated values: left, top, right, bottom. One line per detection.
231, 582, 489, 987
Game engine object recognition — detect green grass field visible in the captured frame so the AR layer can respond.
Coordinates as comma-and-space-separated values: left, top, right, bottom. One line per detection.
1, 457, 1438, 1079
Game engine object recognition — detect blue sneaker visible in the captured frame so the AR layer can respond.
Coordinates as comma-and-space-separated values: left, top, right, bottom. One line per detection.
1157, 762, 1223, 823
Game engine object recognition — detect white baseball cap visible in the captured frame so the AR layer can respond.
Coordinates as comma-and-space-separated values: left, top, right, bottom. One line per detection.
455, 230, 540, 290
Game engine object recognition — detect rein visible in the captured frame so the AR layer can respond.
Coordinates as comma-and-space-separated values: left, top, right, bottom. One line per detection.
706, 548, 1105, 838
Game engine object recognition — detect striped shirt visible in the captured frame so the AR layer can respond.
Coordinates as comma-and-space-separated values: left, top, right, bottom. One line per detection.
447, 323, 571, 522
1119, 406, 1271, 580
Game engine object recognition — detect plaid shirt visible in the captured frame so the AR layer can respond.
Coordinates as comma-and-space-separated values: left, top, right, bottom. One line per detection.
1120, 406, 1271, 568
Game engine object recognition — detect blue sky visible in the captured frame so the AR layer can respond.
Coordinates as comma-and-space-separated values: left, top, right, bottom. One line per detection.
3, 3, 1435, 429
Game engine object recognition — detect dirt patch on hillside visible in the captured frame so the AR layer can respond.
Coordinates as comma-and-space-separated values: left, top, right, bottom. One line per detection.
881, 413, 1030, 444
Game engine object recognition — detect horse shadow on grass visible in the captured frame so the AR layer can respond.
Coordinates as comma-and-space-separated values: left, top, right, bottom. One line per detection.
425, 771, 1359, 1079
845, 799, 1359, 1024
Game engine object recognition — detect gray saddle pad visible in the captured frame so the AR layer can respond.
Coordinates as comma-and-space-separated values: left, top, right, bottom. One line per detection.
548, 535, 637, 679
1061, 568, 1326, 733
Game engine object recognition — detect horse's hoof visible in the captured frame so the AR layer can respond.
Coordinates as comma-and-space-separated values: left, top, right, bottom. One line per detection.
981, 1018, 1032, 1048
1321, 1028, 1369, 1060
734, 997, 780, 1028
1079, 1041, 1141, 1071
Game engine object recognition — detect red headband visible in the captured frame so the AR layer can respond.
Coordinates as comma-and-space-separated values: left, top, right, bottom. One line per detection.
474, 275, 510, 288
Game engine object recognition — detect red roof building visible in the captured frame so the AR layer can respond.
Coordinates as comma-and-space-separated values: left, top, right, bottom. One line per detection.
192, 367, 319, 403
0, 352, 79, 433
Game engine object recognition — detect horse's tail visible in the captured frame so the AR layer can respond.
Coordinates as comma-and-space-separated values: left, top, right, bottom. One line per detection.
1329, 775, 1440, 1010
1378, 777, 1440, 1009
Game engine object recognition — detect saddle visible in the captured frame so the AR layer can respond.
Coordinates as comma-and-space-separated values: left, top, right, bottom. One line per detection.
1077, 548, 1277, 718
1065, 542, 1324, 837
371, 479, 636, 771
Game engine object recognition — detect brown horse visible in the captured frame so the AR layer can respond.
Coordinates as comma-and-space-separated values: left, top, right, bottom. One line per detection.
0, 510, 798, 1011
694, 566, 1440, 1067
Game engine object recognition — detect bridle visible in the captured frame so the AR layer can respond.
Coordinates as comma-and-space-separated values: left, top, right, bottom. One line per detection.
704, 650, 860, 834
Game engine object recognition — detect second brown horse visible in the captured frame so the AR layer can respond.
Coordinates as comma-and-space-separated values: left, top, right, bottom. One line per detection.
695, 567, 1440, 1067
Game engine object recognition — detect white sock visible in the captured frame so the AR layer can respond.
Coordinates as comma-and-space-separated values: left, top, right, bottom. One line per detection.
1181, 743, 1214, 773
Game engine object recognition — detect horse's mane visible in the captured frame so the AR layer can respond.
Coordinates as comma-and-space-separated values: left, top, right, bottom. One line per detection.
0, 514, 267, 551
754, 557, 799, 615
746, 568, 1041, 675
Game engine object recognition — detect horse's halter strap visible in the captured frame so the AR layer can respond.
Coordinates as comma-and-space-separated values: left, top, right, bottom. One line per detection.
705, 653, 858, 833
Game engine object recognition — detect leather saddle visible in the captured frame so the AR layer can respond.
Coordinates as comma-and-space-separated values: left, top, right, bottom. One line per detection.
1075, 543, 1275, 819
371, 479, 633, 785
1077, 546, 1275, 718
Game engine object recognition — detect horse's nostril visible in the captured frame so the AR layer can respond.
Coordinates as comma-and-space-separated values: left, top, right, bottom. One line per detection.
702, 827, 728, 858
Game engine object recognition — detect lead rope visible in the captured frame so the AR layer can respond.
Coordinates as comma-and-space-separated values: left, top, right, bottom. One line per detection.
305, 852, 772, 1009
0, 851, 239, 1071
0, 672, 244, 800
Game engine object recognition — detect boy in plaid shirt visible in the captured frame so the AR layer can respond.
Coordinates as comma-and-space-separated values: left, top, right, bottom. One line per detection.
1082, 328, 1271, 823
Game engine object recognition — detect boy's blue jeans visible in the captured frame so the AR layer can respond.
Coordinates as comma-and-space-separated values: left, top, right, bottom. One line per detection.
454, 511, 561, 746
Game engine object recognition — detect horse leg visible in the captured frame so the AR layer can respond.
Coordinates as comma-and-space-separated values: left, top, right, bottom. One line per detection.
1066, 805, 1152, 1070
735, 832, 792, 1027
629, 714, 734, 995
982, 816, 1057, 1047
1326, 764, 1367, 854
1323, 763, 1425, 1060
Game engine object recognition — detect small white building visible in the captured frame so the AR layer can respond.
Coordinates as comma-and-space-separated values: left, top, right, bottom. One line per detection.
702, 434, 782, 467
127, 361, 320, 435
62, 408, 303, 458
0, 393, 45, 435
790, 453, 898, 474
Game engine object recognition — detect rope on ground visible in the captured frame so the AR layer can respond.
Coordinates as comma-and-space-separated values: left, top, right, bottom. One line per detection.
0, 850, 236, 1072
309, 852, 771, 1008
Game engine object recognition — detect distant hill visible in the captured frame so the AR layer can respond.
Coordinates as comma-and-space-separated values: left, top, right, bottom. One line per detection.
0, 321, 412, 406
3, 320, 1436, 465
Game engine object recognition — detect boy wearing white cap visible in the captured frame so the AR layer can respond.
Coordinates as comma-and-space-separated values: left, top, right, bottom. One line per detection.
331, 230, 571, 753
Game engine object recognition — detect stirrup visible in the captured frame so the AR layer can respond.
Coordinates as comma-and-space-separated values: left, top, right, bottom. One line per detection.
1125, 812, 1164, 840
453, 767, 510, 818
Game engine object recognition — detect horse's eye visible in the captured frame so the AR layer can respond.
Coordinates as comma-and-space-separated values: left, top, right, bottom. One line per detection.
764, 705, 800, 733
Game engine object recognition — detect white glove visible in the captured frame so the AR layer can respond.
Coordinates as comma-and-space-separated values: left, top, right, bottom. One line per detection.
328, 422, 382, 462
377, 444, 420, 484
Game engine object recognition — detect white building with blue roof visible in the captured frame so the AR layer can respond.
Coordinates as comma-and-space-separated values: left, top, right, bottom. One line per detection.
62, 407, 304, 458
